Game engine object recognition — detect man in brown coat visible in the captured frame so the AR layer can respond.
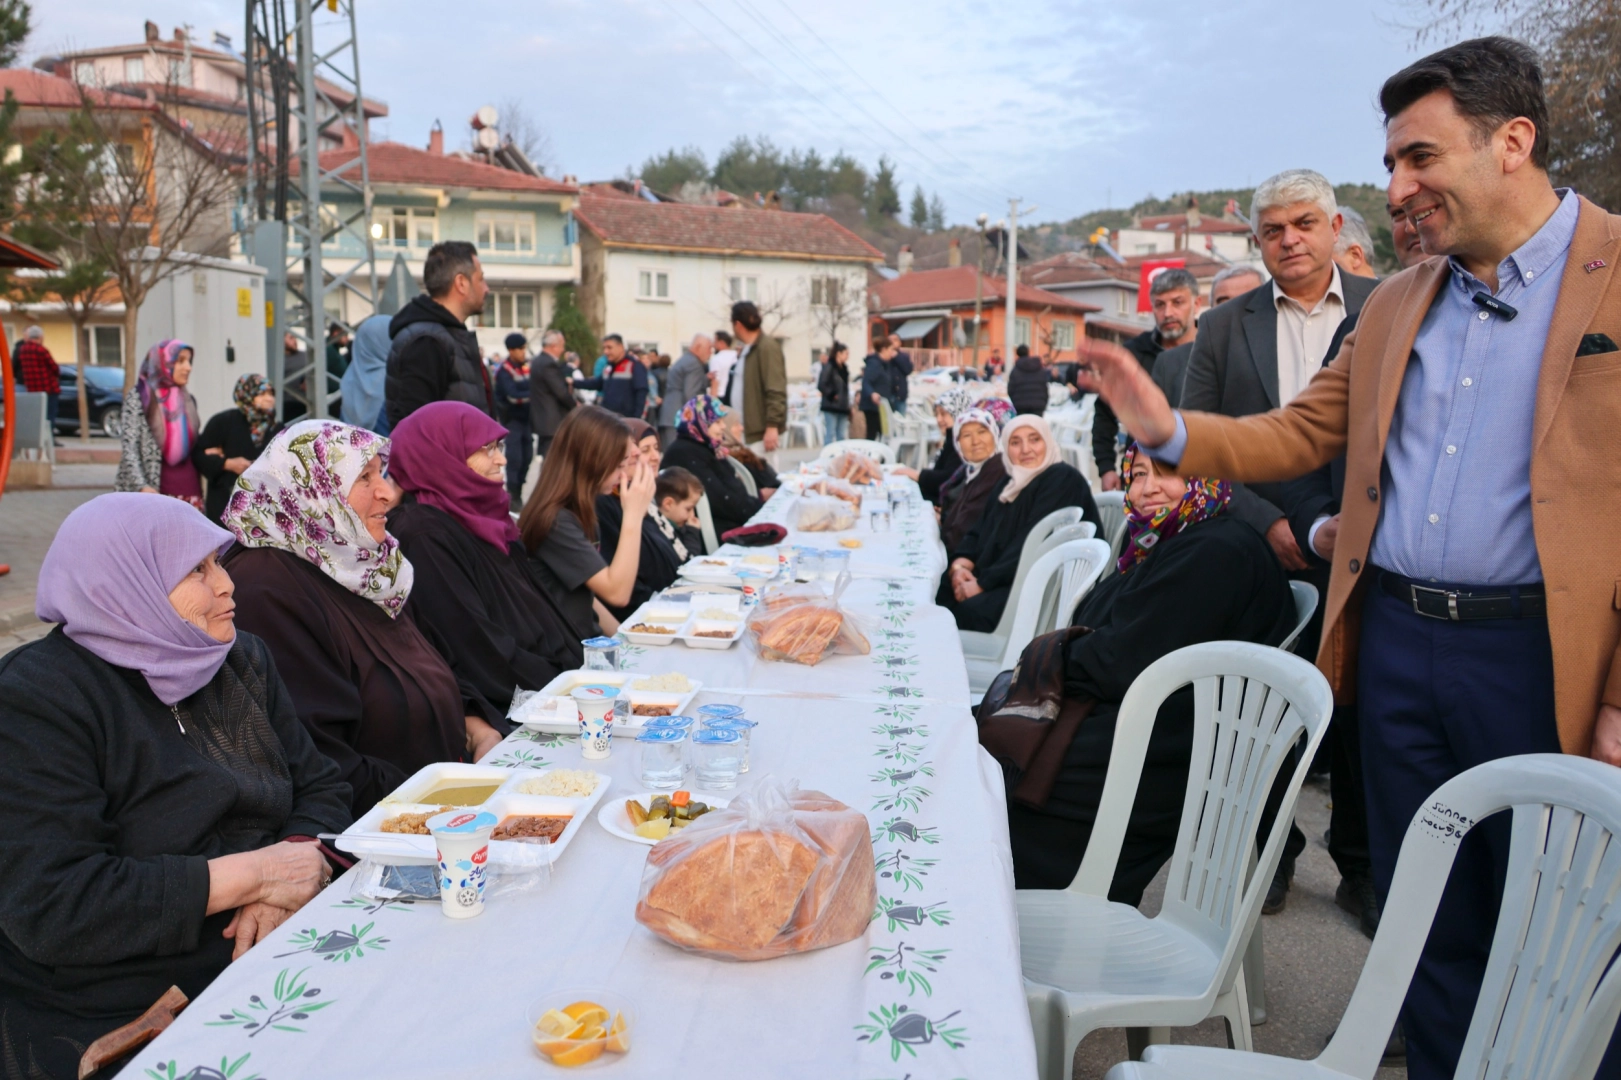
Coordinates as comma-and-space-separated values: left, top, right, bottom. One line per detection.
1079, 37, 1621, 1080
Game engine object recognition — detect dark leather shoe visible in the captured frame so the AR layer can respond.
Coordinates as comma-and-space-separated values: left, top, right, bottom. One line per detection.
1335, 875, 1381, 939
1262, 864, 1291, 915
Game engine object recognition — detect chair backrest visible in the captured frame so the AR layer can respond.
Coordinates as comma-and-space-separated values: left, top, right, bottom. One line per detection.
727, 455, 759, 497
1315, 754, 1621, 1080
982, 507, 1086, 641
695, 493, 719, 553
1093, 490, 1127, 556
1072, 642, 1333, 995
996, 539, 1112, 669
1278, 580, 1320, 653
819, 439, 895, 464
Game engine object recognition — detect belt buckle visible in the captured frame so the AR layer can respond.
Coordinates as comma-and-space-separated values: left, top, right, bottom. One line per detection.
1410, 584, 1461, 621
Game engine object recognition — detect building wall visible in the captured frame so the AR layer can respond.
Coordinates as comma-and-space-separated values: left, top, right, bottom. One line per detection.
1114, 227, 1256, 261
877, 302, 1088, 363
592, 248, 869, 379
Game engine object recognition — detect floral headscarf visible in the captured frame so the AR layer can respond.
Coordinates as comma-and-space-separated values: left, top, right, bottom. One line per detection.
677, 393, 729, 458
223, 419, 413, 617
233, 374, 275, 446
934, 387, 975, 420
1117, 443, 1232, 573
952, 397, 1014, 481
138, 339, 198, 465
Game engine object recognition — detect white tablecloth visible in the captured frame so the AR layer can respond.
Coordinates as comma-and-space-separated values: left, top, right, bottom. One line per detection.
125, 481, 1036, 1080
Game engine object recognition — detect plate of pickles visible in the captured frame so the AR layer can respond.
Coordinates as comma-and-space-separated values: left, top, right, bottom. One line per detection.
596, 789, 731, 846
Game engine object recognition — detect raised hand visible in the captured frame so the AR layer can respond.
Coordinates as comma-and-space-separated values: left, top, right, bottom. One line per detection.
1074, 339, 1178, 449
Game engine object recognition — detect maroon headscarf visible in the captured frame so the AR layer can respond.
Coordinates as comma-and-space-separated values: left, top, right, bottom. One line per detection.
387, 401, 521, 551
622, 418, 653, 445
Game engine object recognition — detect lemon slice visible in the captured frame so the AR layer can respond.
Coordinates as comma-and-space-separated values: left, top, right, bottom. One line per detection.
634, 817, 671, 840
605, 1011, 630, 1054
535, 1009, 576, 1038
564, 1003, 609, 1030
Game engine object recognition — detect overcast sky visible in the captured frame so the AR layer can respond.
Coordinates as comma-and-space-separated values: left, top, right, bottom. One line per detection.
34, 0, 1459, 226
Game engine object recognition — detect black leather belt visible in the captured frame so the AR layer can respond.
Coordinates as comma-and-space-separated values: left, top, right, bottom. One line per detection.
1379, 570, 1545, 621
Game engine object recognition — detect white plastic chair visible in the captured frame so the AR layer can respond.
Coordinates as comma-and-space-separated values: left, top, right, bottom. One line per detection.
819, 439, 895, 465
1278, 580, 1320, 653
881, 399, 922, 466
965, 538, 1111, 696
1020, 642, 1334, 1080
695, 493, 719, 554
1107, 753, 1621, 1080
1094, 489, 1128, 557
727, 456, 759, 497
960, 507, 1085, 664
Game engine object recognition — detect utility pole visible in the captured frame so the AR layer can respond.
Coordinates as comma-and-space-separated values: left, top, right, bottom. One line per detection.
972, 213, 988, 373
1003, 198, 1037, 363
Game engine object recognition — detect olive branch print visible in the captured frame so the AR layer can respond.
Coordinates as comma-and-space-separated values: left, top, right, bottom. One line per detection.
865, 941, 952, 996
206, 967, 334, 1036
855, 1003, 967, 1060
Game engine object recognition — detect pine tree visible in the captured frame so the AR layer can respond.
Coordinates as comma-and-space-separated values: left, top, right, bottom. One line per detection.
927, 193, 946, 232
868, 156, 901, 225
547, 284, 599, 362
909, 186, 928, 229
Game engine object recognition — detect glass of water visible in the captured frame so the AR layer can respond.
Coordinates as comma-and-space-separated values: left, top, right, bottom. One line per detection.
582, 636, 620, 672
689, 728, 743, 790
701, 716, 757, 772
636, 727, 687, 789
869, 508, 892, 532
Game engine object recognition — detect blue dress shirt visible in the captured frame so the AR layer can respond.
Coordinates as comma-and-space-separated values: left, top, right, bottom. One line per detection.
1148, 189, 1580, 586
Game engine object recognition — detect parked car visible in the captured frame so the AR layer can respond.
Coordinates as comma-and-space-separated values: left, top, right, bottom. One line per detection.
55, 364, 126, 438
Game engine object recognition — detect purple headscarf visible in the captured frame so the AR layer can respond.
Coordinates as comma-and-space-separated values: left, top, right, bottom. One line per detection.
36, 493, 235, 705
387, 401, 521, 551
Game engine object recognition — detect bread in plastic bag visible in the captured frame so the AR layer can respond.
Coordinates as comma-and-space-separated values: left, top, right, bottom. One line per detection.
824, 451, 885, 485
789, 494, 858, 532
634, 778, 875, 960
747, 572, 870, 665
802, 476, 863, 507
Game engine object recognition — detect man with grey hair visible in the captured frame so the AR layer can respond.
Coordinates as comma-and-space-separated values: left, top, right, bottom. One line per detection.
659, 332, 713, 448
1181, 167, 1379, 916
1090, 266, 1202, 487
1334, 205, 1380, 278
528, 327, 577, 456
1150, 265, 1265, 407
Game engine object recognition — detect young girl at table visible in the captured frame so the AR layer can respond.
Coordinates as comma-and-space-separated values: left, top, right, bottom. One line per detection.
594, 458, 701, 622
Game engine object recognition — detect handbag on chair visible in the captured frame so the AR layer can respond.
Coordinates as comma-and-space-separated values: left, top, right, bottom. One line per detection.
976, 626, 1096, 809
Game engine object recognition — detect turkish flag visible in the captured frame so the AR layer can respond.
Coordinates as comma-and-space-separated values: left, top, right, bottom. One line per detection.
1137, 258, 1186, 313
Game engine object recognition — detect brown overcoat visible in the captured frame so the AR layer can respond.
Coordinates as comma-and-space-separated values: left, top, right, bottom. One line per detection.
1177, 195, 1621, 754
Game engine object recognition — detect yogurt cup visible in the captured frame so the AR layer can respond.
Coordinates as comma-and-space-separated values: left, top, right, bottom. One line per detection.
427, 810, 498, 919
572, 683, 619, 759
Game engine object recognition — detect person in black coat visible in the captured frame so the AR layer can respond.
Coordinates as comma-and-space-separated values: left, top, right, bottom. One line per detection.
660, 394, 763, 536
494, 333, 534, 509
998, 448, 1293, 900
191, 374, 282, 522
940, 416, 1100, 631
817, 343, 852, 444
529, 330, 578, 456
1005, 344, 1051, 415
858, 340, 899, 436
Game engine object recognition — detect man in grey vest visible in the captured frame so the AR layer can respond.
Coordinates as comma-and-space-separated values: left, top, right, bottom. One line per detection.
385, 241, 494, 428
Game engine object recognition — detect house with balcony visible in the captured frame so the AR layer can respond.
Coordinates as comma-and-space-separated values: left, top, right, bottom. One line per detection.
1022, 249, 1236, 343
1110, 199, 1260, 263
298, 133, 579, 352
869, 266, 1098, 367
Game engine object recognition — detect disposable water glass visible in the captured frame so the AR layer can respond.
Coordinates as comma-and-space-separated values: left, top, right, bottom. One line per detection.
644, 714, 695, 734
821, 549, 850, 580
695, 704, 744, 726
581, 636, 620, 672
888, 487, 906, 513
689, 728, 743, 790
869, 508, 892, 533
636, 727, 687, 789
701, 716, 756, 772
798, 549, 824, 581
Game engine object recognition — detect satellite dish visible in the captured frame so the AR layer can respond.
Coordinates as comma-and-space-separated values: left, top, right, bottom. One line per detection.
475, 127, 500, 150
473, 104, 499, 129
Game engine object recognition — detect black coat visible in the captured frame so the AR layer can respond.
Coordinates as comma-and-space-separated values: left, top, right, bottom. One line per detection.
1006, 355, 1051, 415
917, 430, 962, 503
0, 630, 351, 1063
1090, 329, 1164, 474
1007, 514, 1294, 896
858, 354, 895, 412
817, 358, 851, 415
191, 408, 281, 523
661, 432, 764, 535
528, 351, 578, 451
939, 455, 1008, 554
595, 495, 685, 621
385, 293, 493, 428
388, 499, 582, 726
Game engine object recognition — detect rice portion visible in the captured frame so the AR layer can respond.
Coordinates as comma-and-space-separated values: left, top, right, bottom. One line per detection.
631, 672, 693, 692
515, 769, 600, 797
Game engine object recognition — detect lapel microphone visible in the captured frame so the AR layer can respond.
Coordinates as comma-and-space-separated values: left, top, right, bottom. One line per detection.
1472, 292, 1519, 321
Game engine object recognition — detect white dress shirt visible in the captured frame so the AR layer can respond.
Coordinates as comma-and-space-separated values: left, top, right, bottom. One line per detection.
1273, 265, 1346, 406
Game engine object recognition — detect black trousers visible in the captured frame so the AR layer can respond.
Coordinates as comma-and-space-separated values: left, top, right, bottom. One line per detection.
1359, 575, 1618, 1080
504, 419, 533, 499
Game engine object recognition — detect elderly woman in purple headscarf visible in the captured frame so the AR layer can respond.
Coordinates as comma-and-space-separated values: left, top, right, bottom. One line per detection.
0, 493, 351, 1078
116, 339, 204, 506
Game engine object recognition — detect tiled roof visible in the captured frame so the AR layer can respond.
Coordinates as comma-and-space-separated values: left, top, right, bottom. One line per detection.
1025, 250, 1233, 287
305, 142, 576, 195
1129, 214, 1253, 234
573, 194, 883, 261
0, 69, 146, 109
872, 266, 1099, 313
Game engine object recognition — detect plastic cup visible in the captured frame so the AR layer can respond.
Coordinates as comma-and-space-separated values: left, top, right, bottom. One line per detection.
797, 549, 824, 582
427, 810, 498, 919
736, 569, 768, 607
695, 704, 744, 726
572, 684, 619, 760
636, 727, 687, 789
690, 728, 743, 789
582, 636, 620, 672
869, 508, 892, 532
701, 716, 757, 773
645, 714, 695, 733
822, 549, 851, 580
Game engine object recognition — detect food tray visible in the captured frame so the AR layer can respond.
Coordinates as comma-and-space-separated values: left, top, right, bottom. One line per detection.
335, 763, 611, 866
678, 616, 745, 650
677, 555, 742, 586
522, 669, 703, 734
597, 790, 732, 846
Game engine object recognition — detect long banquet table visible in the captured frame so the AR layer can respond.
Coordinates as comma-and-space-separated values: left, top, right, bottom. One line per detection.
125, 480, 1039, 1080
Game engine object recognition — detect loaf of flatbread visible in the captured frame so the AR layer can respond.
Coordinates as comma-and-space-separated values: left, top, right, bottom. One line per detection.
635, 790, 876, 960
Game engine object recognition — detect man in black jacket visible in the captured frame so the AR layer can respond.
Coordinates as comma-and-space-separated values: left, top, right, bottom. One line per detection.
858, 339, 898, 437
1091, 267, 1201, 487
385, 241, 493, 428
1151, 266, 1265, 407
529, 329, 578, 456
1005, 344, 1049, 415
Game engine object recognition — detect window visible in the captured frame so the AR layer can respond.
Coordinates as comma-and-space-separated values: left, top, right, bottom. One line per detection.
372, 207, 436, 249
1014, 317, 1032, 348
810, 275, 842, 308
167, 58, 191, 87
477, 290, 540, 329
474, 211, 535, 253
637, 269, 670, 301
1116, 291, 1131, 315
728, 275, 758, 302
124, 57, 145, 82
92, 326, 123, 366
74, 62, 96, 85
1051, 320, 1075, 350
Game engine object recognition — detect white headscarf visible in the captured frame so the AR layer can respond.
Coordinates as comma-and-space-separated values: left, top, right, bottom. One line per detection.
997, 414, 1062, 503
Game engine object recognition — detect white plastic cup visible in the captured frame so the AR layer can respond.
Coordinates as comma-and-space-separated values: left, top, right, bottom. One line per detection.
572, 684, 619, 760
427, 809, 498, 919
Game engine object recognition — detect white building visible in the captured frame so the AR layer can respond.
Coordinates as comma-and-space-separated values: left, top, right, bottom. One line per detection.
1111, 201, 1260, 264
573, 190, 883, 378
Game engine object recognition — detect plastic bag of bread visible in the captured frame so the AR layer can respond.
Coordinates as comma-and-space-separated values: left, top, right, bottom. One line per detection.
789, 494, 858, 533
825, 450, 885, 485
801, 475, 863, 508
747, 573, 869, 665
634, 779, 876, 961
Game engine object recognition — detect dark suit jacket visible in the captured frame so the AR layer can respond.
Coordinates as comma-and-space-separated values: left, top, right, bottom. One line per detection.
528, 351, 577, 449
1179, 272, 1378, 537
1151, 342, 1193, 408
1278, 313, 1362, 562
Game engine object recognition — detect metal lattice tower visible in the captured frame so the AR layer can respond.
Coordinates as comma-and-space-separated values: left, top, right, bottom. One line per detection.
244, 0, 378, 420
